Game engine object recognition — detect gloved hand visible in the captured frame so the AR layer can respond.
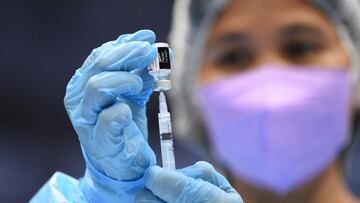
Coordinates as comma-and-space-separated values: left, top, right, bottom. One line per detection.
135, 161, 244, 203
64, 30, 158, 182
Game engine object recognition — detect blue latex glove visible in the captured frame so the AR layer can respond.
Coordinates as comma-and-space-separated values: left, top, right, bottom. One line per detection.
135, 161, 244, 203
64, 30, 158, 201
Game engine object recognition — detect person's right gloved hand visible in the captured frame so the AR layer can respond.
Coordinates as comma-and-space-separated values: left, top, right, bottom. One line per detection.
64, 30, 158, 202
135, 161, 244, 203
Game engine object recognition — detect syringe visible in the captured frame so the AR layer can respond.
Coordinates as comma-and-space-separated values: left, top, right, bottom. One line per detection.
158, 91, 176, 170
148, 43, 176, 170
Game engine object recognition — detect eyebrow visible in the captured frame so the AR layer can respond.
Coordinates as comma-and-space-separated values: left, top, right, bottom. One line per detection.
277, 24, 325, 40
209, 33, 254, 49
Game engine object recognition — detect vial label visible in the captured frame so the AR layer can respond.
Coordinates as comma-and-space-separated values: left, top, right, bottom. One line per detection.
158, 47, 170, 69
148, 44, 171, 72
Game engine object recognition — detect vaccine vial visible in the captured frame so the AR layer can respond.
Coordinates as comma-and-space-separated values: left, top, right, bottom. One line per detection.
148, 43, 171, 92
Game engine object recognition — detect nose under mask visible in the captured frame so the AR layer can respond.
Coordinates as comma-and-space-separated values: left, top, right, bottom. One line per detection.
198, 65, 352, 194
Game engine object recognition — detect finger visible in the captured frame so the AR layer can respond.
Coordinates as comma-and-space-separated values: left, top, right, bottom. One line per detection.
92, 102, 132, 150
144, 166, 232, 203
71, 30, 155, 87
135, 188, 164, 203
79, 30, 156, 80
96, 121, 156, 181
80, 41, 116, 72
126, 70, 154, 107
90, 102, 145, 179
66, 37, 123, 93
116, 29, 156, 44
114, 33, 130, 43
115, 121, 156, 180
84, 101, 156, 181
178, 161, 236, 193
64, 41, 157, 108
80, 71, 143, 125
101, 41, 156, 72
125, 102, 149, 139
67, 30, 156, 92
82, 102, 133, 171
116, 70, 155, 138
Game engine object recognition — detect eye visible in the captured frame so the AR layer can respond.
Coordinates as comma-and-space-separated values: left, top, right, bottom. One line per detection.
283, 40, 321, 61
213, 48, 254, 68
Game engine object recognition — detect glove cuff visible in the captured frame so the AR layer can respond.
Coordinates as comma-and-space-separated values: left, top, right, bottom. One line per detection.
79, 153, 145, 202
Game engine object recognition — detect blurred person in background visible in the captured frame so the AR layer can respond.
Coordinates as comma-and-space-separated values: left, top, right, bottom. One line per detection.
31, 0, 360, 202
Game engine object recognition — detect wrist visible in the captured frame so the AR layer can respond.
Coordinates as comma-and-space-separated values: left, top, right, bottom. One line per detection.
79, 152, 145, 202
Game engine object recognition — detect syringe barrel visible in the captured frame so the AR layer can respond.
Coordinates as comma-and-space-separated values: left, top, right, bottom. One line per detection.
160, 139, 176, 170
158, 112, 176, 170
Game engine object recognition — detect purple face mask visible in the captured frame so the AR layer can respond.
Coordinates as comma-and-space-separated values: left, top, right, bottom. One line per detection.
198, 65, 351, 194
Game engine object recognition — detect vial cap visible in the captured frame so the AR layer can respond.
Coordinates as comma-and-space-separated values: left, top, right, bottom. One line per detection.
154, 80, 171, 92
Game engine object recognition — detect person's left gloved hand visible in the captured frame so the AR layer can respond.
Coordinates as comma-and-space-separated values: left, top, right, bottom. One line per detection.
64, 30, 157, 182
135, 161, 244, 203
63, 30, 160, 202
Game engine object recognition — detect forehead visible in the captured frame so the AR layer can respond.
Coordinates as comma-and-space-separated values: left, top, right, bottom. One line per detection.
209, 0, 336, 41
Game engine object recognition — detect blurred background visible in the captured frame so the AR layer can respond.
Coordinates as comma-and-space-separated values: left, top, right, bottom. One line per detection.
0, 1, 359, 202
